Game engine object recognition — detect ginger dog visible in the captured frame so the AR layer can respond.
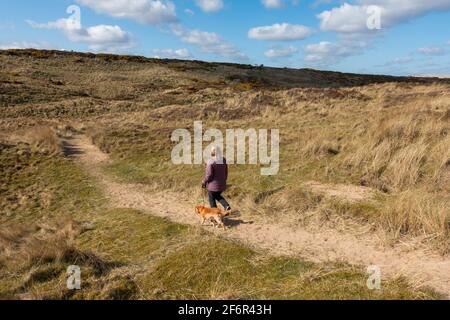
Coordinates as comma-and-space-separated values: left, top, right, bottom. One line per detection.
195, 205, 230, 230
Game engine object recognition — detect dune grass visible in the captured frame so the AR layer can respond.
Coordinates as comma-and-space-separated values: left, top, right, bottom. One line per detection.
74, 209, 442, 300
89, 84, 450, 251
0, 138, 440, 300
1, 50, 450, 299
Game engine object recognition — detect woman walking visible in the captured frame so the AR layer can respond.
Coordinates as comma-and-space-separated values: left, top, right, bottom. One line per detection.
202, 146, 231, 211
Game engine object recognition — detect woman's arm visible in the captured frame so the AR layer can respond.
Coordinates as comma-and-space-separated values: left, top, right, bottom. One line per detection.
203, 162, 214, 185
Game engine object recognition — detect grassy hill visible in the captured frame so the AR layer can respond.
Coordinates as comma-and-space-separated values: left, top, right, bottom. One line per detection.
0, 49, 449, 299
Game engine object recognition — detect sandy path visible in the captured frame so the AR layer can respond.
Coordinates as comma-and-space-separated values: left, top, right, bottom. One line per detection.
69, 135, 450, 297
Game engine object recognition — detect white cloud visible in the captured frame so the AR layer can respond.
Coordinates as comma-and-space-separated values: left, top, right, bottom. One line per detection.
413, 73, 450, 78
304, 40, 368, 65
318, 1, 450, 34
318, 3, 374, 33
27, 18, 80, 33
153, 48, 191, 58
27, 18, 134, 53
313, 1, 450, 67
262, 0, 300, 8
185, 8, 195, 16
194, 0, 224, 12
171, 25, 247, 60
265, 46, 297, 58
0, 41, 54, 50
418, 46, 446, 55
262, 0, 284, 9
248, 23, 313, 41
82, 25, 134, 51
304, 41, 334, 63
172, 27, 220, 46
376, 56, 414, 67
76, 0, 177, 24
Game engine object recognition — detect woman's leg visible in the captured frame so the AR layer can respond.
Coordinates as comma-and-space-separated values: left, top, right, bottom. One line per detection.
208, 191, 217, 208
215, 193, 231, 211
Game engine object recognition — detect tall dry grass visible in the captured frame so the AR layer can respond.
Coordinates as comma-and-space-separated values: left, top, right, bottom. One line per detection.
24, 126, 61, 155
381, 191, 450, 253
0, 214, 116, 299
345, 109, 449, 192
83, 84, 450, 251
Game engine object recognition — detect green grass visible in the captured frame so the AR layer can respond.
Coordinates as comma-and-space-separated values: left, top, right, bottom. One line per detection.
76, 209, 190, 264
0, 144, 105, 299
2, 199, 439, 299
1, 144, 438, 300
139, 228, 438, 300
0, 144, 102, 225
72, 207, 440, 300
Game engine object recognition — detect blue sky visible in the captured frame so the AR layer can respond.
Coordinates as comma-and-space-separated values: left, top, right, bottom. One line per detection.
1, 0, 449, 76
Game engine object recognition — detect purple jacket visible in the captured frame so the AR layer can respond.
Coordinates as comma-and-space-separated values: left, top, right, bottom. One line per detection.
203, 158, 228, 192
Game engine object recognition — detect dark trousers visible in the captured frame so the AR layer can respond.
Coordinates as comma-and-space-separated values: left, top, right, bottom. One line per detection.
208, 191, 230, 210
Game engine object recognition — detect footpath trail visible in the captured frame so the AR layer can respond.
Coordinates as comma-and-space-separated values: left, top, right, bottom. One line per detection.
69, 135, 450, 297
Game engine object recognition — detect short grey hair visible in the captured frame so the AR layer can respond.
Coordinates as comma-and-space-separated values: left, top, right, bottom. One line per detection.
210, 145, 223, 158
211, 146, 218, 157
